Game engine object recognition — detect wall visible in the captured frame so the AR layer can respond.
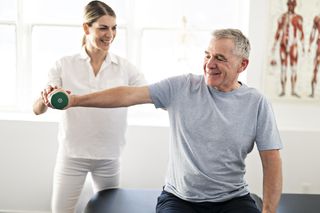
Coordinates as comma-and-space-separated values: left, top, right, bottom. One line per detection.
1, 0, 320, 212
0, 120, 170, 213
0, 120, 57, 213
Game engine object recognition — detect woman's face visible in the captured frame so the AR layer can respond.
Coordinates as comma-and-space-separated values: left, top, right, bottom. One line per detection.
84, 15, 117, 52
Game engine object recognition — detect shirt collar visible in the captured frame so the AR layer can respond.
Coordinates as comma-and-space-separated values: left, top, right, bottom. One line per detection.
80, 46, 119, 65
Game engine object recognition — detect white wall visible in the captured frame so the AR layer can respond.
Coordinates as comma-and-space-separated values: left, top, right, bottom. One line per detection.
1, 0, 320, 212
0, 120, 58, 213
0, 120, 169, 213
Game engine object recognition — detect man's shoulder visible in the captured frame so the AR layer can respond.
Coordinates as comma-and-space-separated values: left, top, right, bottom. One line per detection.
177, 73, 203, 87
240, 84, 266, 100
152, 73, 202, 91
165, 73, 202, 83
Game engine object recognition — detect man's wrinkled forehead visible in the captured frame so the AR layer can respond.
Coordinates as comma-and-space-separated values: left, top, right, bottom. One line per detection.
207, 37, 236, 55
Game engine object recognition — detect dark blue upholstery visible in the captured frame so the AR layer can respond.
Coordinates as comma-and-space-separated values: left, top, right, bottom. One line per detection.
85, 189, 320, 213
277, 193, 320, 213
84, 188, 161, 213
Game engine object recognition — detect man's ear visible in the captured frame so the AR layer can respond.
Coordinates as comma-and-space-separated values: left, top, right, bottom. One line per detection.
83, 23, 90, 35
238, 58, 249, 73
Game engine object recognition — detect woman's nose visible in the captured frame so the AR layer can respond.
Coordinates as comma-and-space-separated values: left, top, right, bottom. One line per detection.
105, 29, 113, 37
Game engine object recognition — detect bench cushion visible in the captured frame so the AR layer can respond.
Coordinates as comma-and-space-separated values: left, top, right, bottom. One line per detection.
84, 188, 161, 213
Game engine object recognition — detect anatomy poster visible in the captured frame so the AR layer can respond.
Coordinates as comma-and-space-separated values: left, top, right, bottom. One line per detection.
266, 0, 320, 102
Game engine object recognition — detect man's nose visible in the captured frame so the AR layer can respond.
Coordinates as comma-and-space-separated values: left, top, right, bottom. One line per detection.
207, 57, 217, 68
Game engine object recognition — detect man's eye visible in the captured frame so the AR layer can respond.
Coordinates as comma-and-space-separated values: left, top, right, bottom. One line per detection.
215, 55, 227, 62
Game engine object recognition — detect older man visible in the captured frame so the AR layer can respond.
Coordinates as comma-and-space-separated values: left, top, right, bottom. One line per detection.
45, 29, 283, 213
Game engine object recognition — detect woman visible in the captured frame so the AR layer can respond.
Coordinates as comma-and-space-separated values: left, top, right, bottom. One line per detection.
33, 1, 146, 212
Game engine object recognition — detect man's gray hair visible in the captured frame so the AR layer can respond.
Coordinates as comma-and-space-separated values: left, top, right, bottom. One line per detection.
212, 29, 250, 59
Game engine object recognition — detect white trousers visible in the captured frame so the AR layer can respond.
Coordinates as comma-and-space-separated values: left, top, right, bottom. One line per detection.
51, 152, 120, 213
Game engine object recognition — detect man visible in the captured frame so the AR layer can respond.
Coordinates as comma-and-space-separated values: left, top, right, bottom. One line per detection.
271, 0, 305, 97
44, 29, 283, 213
308, 14, 320, 97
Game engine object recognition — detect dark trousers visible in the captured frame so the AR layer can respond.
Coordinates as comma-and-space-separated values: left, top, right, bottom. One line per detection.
156, 191, 260, 213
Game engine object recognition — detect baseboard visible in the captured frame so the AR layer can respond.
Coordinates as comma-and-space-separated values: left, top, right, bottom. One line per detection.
0, 210, 50, 213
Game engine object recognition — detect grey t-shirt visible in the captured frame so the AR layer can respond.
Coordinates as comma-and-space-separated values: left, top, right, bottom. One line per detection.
148, 74, 282, 202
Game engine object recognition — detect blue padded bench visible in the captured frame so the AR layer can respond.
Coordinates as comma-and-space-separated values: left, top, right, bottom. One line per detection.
251, 193, 320, 213
84, 188, 161, 213
84, 188, 263, 213
235, 193, 320, 213
84, 188, 320, 213
277, 193, 320, 213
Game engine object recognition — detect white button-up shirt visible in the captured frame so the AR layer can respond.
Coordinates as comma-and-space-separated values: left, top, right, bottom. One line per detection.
47, 48, 146, 159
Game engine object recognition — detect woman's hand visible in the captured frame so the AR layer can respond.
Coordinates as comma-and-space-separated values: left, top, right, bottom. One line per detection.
41, 85, 58, 107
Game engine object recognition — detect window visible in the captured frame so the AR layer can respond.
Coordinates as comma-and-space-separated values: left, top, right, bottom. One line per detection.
140, 29, 211, 83
135, 0, 249, 83
0, 0, 17, 109
0, 0, 16, 20
1, 0, 249, 125
0, 25, 16, 108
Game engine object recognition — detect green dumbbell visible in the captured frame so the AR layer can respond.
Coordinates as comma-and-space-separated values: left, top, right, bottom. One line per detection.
49, 90, 69, 110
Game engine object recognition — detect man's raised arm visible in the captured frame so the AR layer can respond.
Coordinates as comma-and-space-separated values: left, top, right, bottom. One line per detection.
68, 86, 152, 109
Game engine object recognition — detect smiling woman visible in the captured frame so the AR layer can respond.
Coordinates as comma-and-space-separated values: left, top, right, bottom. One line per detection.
32, 1, 147, 213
